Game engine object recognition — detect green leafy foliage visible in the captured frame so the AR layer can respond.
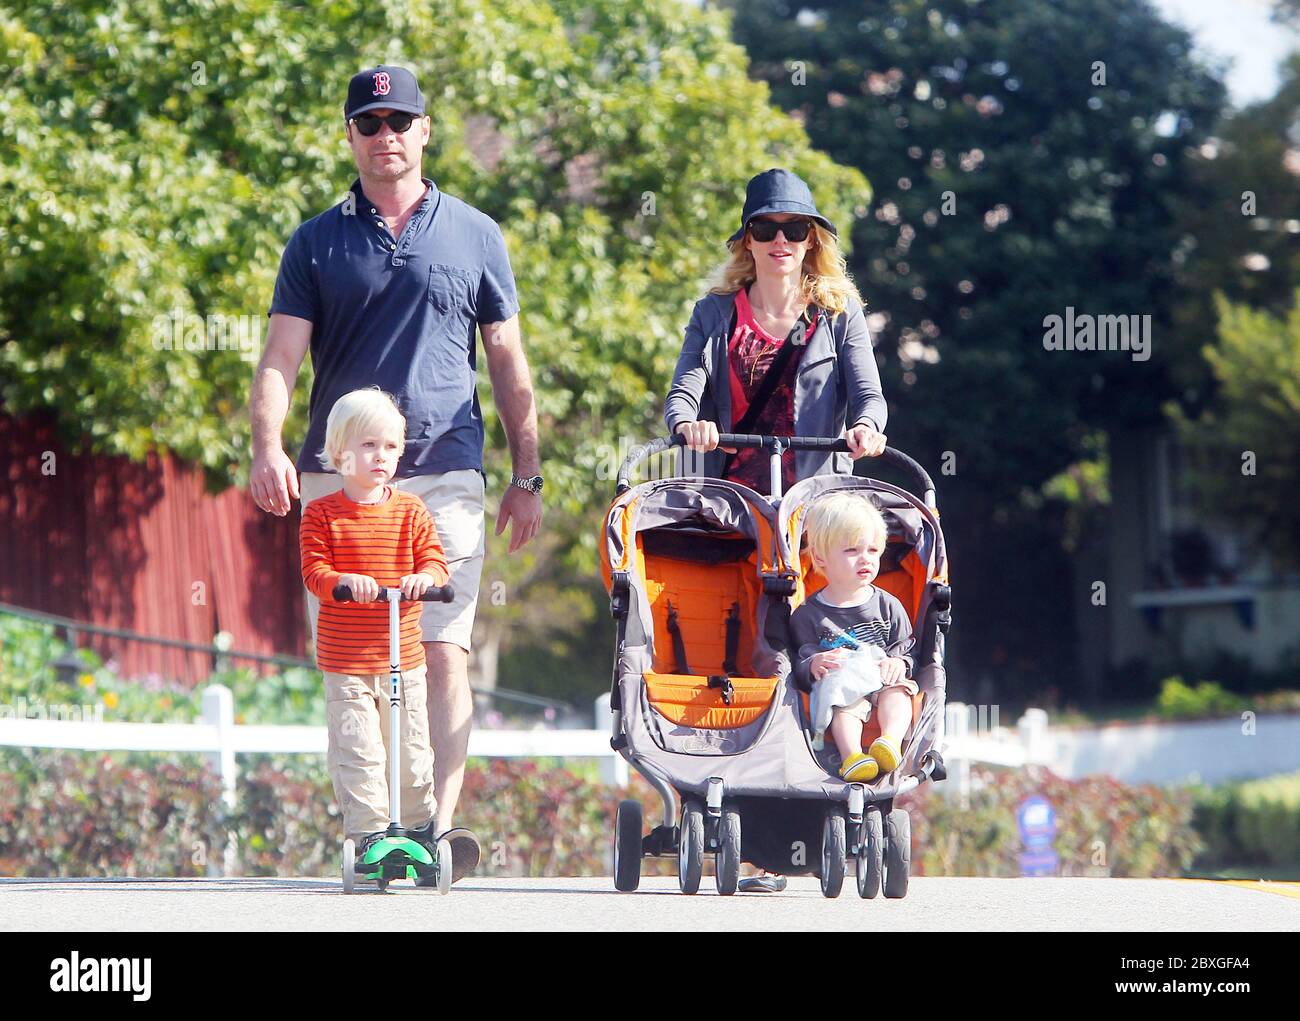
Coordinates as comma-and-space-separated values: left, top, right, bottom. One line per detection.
904, 765, 1202, 877
0, 0, 869, 670
720, 0, 1230, 697
1190, 771, 1300, 869
0, 613, 324, 724
0, 749, 1205, 878
1169, 295, 1300, 569
1156, 676, 1249, 721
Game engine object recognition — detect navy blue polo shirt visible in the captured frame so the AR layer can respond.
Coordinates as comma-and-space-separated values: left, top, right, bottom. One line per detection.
268, 177, 519, 478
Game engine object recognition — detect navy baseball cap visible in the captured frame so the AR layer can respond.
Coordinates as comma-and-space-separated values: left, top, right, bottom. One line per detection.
345, 65, 425, 120
727, 168, 837, 244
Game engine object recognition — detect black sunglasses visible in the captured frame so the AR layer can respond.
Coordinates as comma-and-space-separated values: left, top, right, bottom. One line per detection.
748, 217, 814, 243
350, 111, 417, 136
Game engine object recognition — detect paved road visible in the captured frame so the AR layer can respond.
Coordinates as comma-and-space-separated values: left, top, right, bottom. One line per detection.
1, 876, 1295, 931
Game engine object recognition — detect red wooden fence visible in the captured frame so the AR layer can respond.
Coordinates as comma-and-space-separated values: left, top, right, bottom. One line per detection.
0, 410, 307, 686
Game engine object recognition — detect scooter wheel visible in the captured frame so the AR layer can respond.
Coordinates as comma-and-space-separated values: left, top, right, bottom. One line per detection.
436, 838, 453, 896
342, 838, 355, 895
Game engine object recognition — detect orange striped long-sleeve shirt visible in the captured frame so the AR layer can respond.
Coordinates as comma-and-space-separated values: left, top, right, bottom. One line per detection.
300, 486, 450, 674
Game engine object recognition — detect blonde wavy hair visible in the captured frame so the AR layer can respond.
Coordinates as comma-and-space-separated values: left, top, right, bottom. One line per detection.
804, 492, 888, 564
708, 222, 862, 315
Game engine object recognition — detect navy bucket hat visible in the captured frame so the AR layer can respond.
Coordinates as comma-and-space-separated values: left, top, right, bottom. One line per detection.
727, 168, 837, 245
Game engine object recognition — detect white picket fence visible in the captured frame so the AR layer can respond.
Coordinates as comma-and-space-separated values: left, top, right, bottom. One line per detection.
0, 685, 1047, 807
0, 685, 632, 802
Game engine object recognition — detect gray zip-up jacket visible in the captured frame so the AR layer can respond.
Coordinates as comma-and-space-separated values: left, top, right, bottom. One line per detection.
663, 290, 887, 481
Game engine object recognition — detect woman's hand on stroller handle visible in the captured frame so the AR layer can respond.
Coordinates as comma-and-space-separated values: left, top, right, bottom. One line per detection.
845, 423, 887, 458
674, 420, 736, 454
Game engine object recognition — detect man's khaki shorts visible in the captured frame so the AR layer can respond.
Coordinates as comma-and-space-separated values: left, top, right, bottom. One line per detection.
300, 469, 486, 653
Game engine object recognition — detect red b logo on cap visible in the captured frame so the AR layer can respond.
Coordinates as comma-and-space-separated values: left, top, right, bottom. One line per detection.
372, 71, 391, 96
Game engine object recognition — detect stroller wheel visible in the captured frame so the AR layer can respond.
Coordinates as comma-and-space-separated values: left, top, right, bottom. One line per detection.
856, 806, 884, 899
820, 809, 847, 899
715, 807, 742, 896
883, 808, 911, 899
678, 800, 704, 895
341, 838, 355, 895
614, 800, 643, 892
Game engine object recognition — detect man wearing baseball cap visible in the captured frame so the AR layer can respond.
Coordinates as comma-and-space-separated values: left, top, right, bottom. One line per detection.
250, 65, 544, 882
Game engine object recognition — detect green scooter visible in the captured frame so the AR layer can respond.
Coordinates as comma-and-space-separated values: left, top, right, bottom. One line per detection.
333, 582, 454, 895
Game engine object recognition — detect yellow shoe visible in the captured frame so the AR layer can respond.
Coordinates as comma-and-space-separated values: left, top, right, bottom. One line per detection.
868, 735, 902, 773
840, 751, 879, 782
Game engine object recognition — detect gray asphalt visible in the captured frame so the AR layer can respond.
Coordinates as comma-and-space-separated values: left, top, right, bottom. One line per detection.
1, 876, 1295, 931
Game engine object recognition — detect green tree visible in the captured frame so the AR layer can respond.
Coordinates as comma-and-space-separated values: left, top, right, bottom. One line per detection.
1170, 294, 1300, 570
0, 0, 869, 690
721, 0, 1228, 698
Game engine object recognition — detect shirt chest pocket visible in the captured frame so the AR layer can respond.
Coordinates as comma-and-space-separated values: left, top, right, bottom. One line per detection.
428, 264, 472, 315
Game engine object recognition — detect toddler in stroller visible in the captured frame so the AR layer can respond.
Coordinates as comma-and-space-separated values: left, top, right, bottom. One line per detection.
792, 492, 918, 783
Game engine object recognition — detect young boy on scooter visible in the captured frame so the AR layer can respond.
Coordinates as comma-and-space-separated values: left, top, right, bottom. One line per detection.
300, 387, 450, 864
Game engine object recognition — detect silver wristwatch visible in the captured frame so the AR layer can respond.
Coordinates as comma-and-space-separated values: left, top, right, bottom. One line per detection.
510, 473, 544, 495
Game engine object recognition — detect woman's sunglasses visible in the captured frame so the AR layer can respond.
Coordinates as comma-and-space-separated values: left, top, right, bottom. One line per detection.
748, 217, 814, 243
350, 111, 417, 136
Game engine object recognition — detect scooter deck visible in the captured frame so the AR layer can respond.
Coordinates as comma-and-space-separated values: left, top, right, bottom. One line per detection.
357, 836, 437, 882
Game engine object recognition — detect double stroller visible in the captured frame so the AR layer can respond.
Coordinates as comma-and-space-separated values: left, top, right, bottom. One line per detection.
600, 433, 950, 898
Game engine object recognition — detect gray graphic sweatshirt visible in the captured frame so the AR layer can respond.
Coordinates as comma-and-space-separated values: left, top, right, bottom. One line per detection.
788, 587, 915, 693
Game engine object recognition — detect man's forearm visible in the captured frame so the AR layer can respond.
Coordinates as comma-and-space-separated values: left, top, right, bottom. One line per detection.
482, 318, 540, 475
495, 369, 540, 475
250, 364, 293, 455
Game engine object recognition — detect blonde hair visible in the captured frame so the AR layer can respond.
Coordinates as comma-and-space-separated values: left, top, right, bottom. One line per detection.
804, 492, 888, 562
708, 223, 862, 315
319, 387, 406, 472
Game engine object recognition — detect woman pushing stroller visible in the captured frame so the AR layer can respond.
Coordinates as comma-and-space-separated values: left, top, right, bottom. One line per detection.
660, 168, 899, 893
664, 167, 889, 494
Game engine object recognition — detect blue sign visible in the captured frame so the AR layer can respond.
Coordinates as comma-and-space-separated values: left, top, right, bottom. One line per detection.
1018, 796, 1057, 877
1019, 850, 1059, 877
1018, 796, 1055, 838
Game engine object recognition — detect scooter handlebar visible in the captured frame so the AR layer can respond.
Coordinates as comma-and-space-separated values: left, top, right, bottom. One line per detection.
331, 584, 455, 603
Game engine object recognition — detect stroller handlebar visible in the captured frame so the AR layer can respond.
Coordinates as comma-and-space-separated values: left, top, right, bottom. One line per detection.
615, 433, 937, 506
332, 584, 456, 603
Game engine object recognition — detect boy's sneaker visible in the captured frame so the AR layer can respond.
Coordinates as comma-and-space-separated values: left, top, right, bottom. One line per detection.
412, 825, 481, 886
840, 750, 879, 782
353, 831, 386, 865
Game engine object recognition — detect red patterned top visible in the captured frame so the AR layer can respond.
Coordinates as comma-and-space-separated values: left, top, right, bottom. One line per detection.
724, 288, 818, 495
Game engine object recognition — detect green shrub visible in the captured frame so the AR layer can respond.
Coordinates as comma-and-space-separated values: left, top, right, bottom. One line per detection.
0, 615, 324, 725
903, 766, 1202, 877
0, 749, 636, 878
0, 749, 1204, 879
1191, 772, 1300, 869
0, 750, 226, 877
1156, 676, 1249, 720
